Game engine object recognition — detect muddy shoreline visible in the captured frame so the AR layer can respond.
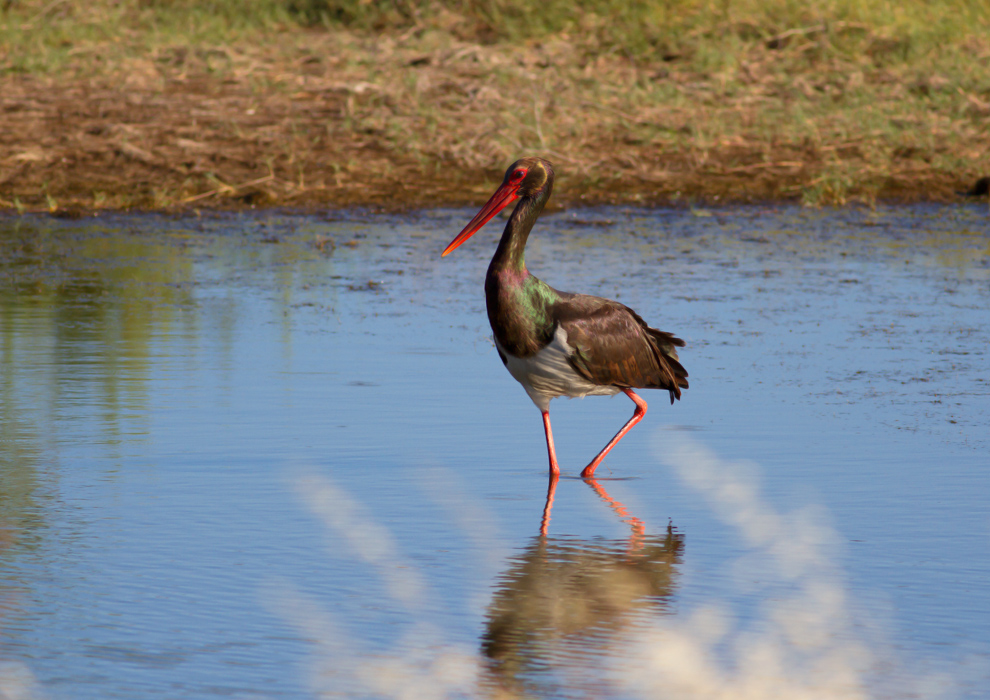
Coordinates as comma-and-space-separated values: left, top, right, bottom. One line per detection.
3, 30, 988, 213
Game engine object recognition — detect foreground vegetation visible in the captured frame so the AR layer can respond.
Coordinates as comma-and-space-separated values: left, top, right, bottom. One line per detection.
1, 0, 989, 211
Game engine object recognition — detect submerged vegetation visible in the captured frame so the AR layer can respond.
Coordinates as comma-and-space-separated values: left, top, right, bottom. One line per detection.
1, 0, 988, 210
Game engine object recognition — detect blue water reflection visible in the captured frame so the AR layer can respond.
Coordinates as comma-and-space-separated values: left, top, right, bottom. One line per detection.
0, 205, 988, 698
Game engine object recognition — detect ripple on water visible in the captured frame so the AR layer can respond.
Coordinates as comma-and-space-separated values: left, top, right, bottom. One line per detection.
0, 205, 988, 699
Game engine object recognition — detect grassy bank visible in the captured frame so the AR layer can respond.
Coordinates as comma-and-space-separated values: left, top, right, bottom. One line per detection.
1, 0, 989, 211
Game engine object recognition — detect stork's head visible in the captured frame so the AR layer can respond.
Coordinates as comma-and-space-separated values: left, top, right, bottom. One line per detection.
442, 158, 554, 257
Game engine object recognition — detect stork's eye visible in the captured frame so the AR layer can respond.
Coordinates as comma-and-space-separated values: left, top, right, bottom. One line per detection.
510, 169, 527, 182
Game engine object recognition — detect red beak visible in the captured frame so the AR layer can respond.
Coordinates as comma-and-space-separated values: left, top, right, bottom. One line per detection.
442, 182, 520, 257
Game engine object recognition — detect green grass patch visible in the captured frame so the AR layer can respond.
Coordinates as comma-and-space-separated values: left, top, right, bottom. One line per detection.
3, 0, 990, 73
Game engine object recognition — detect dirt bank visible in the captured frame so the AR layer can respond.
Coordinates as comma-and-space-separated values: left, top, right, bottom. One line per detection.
2, 26, 988, 213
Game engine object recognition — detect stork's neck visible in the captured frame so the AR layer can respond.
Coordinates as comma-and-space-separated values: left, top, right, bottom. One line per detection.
489, 185, 552, 275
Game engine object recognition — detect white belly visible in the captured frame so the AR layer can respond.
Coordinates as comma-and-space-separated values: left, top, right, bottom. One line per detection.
496, 325, 620, 412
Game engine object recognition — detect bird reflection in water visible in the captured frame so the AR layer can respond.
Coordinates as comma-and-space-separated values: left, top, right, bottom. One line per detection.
481, 475, 683, 698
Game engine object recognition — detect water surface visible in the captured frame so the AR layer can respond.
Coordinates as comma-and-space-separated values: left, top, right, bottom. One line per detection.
0, 205, 988, 699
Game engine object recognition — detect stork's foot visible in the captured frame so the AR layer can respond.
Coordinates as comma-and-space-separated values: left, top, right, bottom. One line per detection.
580, 458, 609, 479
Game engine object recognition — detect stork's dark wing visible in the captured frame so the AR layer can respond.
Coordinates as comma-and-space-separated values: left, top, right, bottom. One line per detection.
554, 294, 689, 403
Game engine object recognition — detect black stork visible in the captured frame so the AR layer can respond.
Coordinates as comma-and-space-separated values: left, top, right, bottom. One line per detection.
442, 157, 688, 479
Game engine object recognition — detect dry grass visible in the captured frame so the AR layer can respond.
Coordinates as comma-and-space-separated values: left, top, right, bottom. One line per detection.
1, 1, 989, 211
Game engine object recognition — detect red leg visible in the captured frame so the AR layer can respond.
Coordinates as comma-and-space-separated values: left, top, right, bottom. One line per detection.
542, 410, 560, 477
580, 388, 647, 478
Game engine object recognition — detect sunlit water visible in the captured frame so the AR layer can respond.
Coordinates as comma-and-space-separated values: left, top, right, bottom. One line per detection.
0, 205, 988, 699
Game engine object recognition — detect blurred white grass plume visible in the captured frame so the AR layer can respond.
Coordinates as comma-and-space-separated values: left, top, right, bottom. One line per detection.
277, 448, 960, 700
0, 662, 46, 700
617, 433, 955, 700
294, 472, 426, 609
274, 472, 479, 699
273, 583, 477, 700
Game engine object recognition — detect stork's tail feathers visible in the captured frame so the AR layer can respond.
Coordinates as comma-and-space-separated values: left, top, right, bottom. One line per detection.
647, 329, 689, 404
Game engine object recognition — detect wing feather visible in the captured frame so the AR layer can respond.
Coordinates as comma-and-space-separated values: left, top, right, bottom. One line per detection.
555, 294, 689, 403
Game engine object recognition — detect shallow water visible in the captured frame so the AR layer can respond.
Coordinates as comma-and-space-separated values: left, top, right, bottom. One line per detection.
0, 205, 988, 699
